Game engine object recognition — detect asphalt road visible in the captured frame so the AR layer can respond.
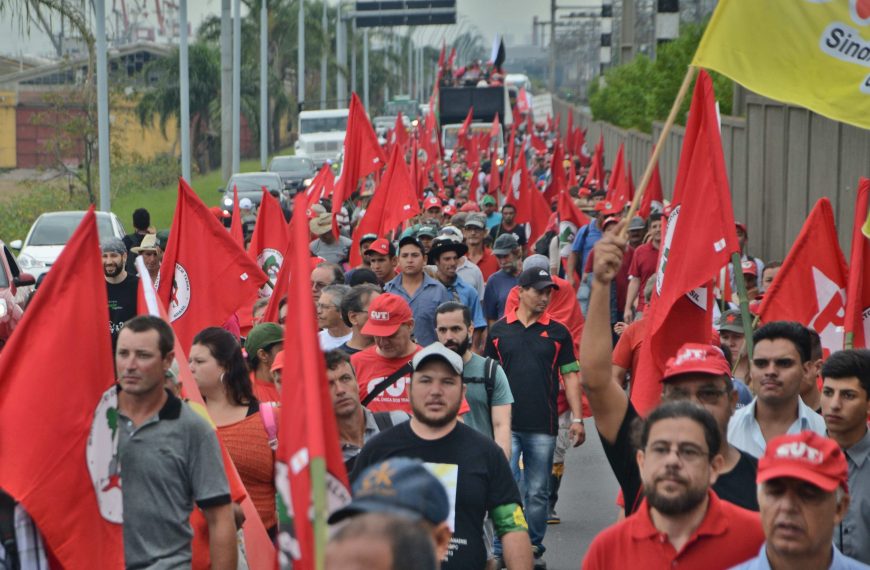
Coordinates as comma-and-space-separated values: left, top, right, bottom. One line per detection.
538, 419, 620, 570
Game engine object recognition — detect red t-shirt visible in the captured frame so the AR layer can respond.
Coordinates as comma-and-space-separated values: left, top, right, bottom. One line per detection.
627, 242, 659, 312
352, 345, 470, 414
612, 319, 647, 378
470, 248, 500, 282
251, 374, 280, 403
582, 492, 764, 570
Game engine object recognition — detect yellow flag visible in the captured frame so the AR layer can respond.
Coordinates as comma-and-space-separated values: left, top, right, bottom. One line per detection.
693, 0, 870, 130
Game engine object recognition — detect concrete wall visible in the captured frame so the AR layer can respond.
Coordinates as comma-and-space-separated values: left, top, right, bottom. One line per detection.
554, 95, 870, 262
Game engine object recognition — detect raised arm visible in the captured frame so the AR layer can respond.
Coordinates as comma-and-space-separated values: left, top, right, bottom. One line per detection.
578, 226, 630, 444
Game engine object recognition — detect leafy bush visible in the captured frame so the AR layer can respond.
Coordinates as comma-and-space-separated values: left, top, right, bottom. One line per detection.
589, 22, 733, 133
0, 184, 90, 243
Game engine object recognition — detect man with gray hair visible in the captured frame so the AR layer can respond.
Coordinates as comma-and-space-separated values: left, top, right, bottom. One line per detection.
103, 236, 139, 348
318, 284, 353, 351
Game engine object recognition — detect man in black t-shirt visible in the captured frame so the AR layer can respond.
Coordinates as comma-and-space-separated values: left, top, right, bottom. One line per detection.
350, 343, 533, 570
489, 204, 527, 250
103, 237, 139, 348
485, 267, 585, 568
578, 227, 759, 515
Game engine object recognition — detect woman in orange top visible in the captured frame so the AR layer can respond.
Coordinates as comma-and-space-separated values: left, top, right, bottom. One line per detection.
190, 327, 278, 536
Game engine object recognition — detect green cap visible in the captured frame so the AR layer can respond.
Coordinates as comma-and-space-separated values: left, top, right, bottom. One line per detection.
481, 195, 496, 206
245, 323, 284, 355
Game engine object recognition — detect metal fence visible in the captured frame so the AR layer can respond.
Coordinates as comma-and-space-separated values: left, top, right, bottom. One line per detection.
553, 95, 870, 262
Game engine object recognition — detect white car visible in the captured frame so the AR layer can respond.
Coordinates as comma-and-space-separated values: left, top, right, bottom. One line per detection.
10, 210, 127, 279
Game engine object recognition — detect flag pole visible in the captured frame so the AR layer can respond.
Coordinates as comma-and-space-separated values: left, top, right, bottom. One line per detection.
311, 456, 328, 570
731, 252, 755, 360
845, 332, 854, 350
619, 65, 698, 238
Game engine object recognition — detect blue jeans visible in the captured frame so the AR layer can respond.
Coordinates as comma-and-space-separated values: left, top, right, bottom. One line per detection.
494, 431, 556, 556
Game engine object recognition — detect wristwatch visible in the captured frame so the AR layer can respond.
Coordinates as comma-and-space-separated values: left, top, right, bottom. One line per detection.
571, 418, 584, 425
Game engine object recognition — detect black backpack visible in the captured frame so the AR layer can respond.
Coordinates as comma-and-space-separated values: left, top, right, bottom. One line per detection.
463, 357, 499, 409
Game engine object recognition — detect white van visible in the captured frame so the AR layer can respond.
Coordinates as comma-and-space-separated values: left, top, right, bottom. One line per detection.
294, 109, 350, 166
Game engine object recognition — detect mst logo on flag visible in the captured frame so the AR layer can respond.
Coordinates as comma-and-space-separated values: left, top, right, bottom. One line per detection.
87, 387, 123, 523
258, 248, 283, 297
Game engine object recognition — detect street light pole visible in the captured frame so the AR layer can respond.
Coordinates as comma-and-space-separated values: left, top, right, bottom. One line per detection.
232, 0, 241, 174
549, 0, 557, 93
320, 0, 327, 108
179, 0, 191, 181
336, 2, 346, 107
220, 0, 232, 182
95, 0, 111, 211
363, 28, 369, 110
297, 0, 304, 112
260, 0, 268, 169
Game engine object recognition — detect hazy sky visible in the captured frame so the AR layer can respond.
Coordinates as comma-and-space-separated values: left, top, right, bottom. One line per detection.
0, 0, 601, 57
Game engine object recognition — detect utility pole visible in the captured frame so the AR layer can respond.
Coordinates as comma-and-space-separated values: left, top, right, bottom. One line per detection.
179, 0, 191, 181
548, 0, 556, 93
320, 1, 327, 109
336, 2, 346, 107
297, 0, 304, 112
363, 28, 370, 110
407, 36, 413, 96
232, 0, 241, 174
350, 19, 357, 95
95, 0, 110, 211
220, 0, 232, 182
260, 0, 268, 170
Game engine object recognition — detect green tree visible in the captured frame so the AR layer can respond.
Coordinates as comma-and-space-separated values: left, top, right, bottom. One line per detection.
589, 22, 732, 133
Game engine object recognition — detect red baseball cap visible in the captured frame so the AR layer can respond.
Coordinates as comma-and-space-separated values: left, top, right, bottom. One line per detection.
735, 221, 748, 235
741, 260, 758, 277
443, 204, 457, 217
601, 216, 620, 231
661, 343, 732, 382
424, 197, 442, 211
361, 293, 413, 337
594, 200, 621, 216
365, 238, 393, 257
758, 431, 848, 493
270, 350, 284, 373
459, 201, 480, 212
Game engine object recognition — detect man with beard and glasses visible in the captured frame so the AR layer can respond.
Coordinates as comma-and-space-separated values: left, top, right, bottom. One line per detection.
583, 401, 765, 569
350, 343, 533, 570
103, 237, 139, 348
580, 230, 760, 513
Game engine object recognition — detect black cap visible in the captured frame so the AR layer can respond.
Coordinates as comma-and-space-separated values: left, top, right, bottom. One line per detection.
518, 267, 559, 291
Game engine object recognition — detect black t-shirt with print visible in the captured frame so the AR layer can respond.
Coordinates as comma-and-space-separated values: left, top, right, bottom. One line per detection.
107, 272, 139, 346
350, 421, 521, 570
600, 400, 760, 515
485, 313, 578, 435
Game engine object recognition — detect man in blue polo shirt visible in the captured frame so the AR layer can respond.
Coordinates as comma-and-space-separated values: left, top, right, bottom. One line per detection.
429, 235, 487, 352
385, 236, 452, 347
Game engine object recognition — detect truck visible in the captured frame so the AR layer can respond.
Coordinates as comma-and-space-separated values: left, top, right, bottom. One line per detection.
438, 85, 512, 160
294, 108, 350, 166
385, 96, 419, 120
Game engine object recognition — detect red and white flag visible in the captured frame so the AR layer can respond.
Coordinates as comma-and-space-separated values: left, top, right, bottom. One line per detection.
248, 188, 291, 295
632, 71, 740, 415
759, 198, 849, 356
157, 178, 268, 350
276, 193, 352, 569
230, 185, 244, 247
585, 135, 605, 189
0, 207, 124, 568
638, 156, 664, 220
845, 178, 870, 348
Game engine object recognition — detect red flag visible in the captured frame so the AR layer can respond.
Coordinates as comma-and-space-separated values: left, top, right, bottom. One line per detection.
0, 207, 124, 568
230, 185, 244, 247
565, 113, 574, 152
529, 133, 547, 154
759, 198, 848, 356
457, 107, 474, 151
638, 156, 664, 220
248, 188, 291, 290
507, 154, 550, 246
390, 112, 409, 153
331, 93, 386, 232
585, 135, 605, 189
305, 164, 336, 212
845, 179, 870, 348
136, 261, 275, 570
467, 163, 481, 204
544, 141, 567, 202
631, 70, 741, 415
490, 113, 501, 142
276, 193, 352, 569
558, 190, 590, 230
157, 178, 269, 350
575, 128, 591, 167
568, 159, 579, 189
348, 145, 421, 266
489, 157, 501, 196
611, 160, 634, 209
606, 143, 626, 199
517, 87, 531, 114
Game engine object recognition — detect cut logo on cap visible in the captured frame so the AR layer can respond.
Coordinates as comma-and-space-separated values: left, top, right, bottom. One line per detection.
775, 442, 824, 464
371, 311, 390, 321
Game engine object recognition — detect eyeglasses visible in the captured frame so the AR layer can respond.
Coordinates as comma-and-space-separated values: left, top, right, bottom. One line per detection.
312, 281, 331, 291
663, 387, 730, 405
645, 442, 709, 463
752, 358, 797, 369
316, 303, 337, 312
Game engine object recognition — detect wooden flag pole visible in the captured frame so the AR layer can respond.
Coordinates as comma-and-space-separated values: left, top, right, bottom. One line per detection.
619, 65, 698, 238
311, 456, 328, 570
731, 252, 756, 361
